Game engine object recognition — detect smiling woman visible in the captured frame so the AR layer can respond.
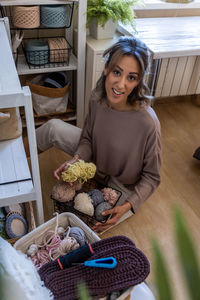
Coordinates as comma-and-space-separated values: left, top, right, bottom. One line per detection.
104, 55, 140, 111
35, 36, 162, 233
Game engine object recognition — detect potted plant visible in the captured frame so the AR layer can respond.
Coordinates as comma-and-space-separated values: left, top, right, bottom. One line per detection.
87, 0, 139, 40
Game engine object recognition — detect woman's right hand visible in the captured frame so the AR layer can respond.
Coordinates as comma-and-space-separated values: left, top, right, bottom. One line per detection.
53, 154, 80, 180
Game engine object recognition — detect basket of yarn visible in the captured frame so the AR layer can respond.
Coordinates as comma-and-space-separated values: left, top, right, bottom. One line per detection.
52, 179, 122, 229
52, 160, 122, 228
14, 212, 100, 268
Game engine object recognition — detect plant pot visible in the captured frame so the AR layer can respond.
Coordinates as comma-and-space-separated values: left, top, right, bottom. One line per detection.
89, 18, 117, 40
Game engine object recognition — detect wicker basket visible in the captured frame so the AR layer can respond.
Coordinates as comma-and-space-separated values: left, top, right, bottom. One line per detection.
24, 39, 49, 65
48, 37, 70, 63
40, 4, 67, 28
7, 202, 36, 245
52, 181, 122, 229
12, 6, 40, 29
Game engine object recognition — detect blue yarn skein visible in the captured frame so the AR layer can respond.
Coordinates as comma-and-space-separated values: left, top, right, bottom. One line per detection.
95, 202, 112, 222
69, 227, 86, 247
88, 189, 104, 207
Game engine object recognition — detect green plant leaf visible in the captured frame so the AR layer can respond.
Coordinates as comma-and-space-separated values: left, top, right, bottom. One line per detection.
77, 281, 92, 300
174, 207, 200, 300
87, 0, 138, 28
151, 238, 173, 300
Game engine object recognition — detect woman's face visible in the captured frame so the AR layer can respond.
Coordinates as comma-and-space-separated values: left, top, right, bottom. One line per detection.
104, 55, 140, 111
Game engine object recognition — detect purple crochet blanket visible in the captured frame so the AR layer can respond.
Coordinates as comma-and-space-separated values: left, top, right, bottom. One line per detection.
39, 235, 150, 300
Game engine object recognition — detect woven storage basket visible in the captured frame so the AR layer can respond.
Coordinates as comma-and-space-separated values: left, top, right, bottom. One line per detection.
48, 37, 70, 63
24, 39, 49, 66
41, 4, 67, 28
52, 180, 122, 229
12, 6, 40, 29
7, 202, 36, 245
26, 74, 70, 115
14, 213, 133, 300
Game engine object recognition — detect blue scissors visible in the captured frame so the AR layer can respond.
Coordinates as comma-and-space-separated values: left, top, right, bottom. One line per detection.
83, 257, 117, 269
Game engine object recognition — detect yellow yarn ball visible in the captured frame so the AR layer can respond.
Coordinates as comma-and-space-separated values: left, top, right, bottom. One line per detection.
61, 160, 96, 183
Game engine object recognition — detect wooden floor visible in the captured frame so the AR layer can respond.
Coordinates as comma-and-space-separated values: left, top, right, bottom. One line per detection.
37, 96, 200, 300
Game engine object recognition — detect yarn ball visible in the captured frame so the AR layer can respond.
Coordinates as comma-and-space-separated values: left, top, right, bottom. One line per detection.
95, 202, 112, 222
51, 181, 75, 202
68, 227, 86, 247
88, 189, 104, 207
51, 237, 79, 259
61, 160, 96, 183
27, 244, 38, 257
74, 193, 94, 216
73, 180, 83, 191
101, 187, 119, 206
57, 226, 65, 236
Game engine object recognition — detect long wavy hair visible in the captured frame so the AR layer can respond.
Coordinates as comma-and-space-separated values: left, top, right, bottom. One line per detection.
94, 36, 152, 106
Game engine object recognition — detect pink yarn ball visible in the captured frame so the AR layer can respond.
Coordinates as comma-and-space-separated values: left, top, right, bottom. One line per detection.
101, 188, 119, 206
51, 181, 75, 202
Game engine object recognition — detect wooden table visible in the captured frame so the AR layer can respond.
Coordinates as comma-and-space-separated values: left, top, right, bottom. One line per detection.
119, 17, 200, 97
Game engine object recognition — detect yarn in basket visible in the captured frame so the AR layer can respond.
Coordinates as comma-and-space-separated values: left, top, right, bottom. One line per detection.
67, 226, 86, 247
88, 189, 104, 207
101, 187, 120, 206
95, 202, 112, 222
51, 181, 75, 202
74, 193, 94, 216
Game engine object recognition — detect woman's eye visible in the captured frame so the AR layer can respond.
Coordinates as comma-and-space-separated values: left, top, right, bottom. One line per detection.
129, 75, 136, 81
113, 70, 120, 76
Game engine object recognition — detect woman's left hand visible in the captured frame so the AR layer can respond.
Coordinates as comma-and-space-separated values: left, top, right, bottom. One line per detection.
92, 202, 131, 233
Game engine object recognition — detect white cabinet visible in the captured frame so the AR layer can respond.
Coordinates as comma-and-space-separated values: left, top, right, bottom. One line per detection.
0, 18, 44, 225
0, 0, 87, 128
85, 34, 120, 117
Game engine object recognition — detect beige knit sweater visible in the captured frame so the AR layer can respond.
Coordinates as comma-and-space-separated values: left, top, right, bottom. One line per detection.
75, 98, 161, 212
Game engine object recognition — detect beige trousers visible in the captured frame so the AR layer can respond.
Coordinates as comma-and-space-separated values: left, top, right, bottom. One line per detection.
36, 119, 82, 156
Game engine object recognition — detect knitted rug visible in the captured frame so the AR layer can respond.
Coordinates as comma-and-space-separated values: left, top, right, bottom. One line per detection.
39, 235, 150, 300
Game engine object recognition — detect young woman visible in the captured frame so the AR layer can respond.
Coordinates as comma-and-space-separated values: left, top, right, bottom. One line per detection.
36, 36, 162, 233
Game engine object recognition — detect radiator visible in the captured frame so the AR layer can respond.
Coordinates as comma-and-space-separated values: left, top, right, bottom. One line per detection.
155, 56, 200, 98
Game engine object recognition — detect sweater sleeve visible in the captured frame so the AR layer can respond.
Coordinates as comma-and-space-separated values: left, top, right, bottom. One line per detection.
126, 126, 161, 212
74, 98, 95, 162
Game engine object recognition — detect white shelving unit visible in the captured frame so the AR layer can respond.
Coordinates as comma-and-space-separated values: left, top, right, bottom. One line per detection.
0, 18, 44, 225
0, 0, 87, 127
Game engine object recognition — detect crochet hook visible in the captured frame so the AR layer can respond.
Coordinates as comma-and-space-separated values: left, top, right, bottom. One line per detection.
74, 257, 117, 269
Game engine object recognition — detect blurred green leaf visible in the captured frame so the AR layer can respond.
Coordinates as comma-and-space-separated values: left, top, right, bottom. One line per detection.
174, 207, 200, 300
151, 238, 173, 300
77, 281, 92, 300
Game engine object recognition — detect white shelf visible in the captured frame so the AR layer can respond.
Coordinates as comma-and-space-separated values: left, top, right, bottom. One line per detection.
0, 0, 78, 6
1, 0, 86, 127
17, 53, 77, 75
0, 18, 44, 224
0, 137, 35, 207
